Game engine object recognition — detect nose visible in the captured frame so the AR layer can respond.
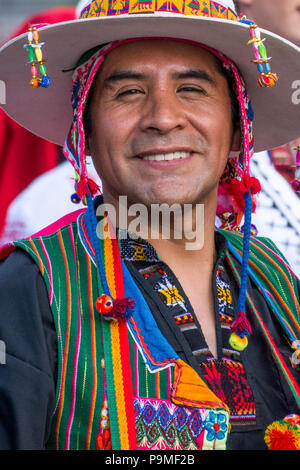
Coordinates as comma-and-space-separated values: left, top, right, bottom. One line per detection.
139, 87, 187, 135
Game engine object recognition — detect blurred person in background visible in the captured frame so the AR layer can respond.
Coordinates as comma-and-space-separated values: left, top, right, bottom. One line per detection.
0, 5, 77, 242
236, 0, 300, 46
234, 1, 300, 276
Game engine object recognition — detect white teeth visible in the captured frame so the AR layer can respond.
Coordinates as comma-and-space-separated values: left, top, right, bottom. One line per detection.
142, 151, 190, 161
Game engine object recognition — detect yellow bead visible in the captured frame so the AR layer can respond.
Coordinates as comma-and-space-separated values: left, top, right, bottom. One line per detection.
35, 47, 43, 63
229, 332, 248, 351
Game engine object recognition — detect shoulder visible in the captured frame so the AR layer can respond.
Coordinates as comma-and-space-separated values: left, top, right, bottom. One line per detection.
0, 207, 86, 262
0, 248, 40, 284
220, 228, 293, 268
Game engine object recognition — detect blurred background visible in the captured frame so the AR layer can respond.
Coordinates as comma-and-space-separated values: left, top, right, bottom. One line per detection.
0, 0, 78, 43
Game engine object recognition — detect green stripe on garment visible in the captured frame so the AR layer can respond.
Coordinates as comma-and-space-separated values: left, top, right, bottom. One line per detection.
101, 318, 122, 450
220, 229, 300, 339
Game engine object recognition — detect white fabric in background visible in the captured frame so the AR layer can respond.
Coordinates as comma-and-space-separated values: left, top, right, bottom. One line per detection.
0, 158, 101, 244
250, 151, 300, 277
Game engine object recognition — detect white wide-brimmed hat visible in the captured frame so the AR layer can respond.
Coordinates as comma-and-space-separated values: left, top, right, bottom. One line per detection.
0, 0, 300, 152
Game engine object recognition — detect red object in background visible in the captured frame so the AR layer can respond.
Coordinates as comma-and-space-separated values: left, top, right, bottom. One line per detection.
0, 6, 76, 236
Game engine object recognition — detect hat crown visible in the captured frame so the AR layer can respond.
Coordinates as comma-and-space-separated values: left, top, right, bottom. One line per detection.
79, 0, 238, 20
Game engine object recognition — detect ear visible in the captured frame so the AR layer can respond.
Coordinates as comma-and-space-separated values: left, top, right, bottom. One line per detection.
85, 135, 92, 156
230, 125, 241, 153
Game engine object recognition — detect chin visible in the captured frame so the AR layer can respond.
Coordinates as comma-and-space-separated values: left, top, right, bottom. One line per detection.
144, 182, 201, 206
148, 193, 199, 208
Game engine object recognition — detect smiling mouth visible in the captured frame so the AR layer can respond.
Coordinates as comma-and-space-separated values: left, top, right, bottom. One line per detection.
139, 151, 192, 161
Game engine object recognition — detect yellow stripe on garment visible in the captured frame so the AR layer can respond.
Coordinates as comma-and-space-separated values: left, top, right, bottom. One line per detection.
103, 226, 130, 449
29, 239, 44, 275
110, 321, 130, 449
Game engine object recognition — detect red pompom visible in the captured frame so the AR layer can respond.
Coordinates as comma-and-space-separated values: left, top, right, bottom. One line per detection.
229, 176, 261, 212
264, 421, 300, 450
242, 174, 261, 195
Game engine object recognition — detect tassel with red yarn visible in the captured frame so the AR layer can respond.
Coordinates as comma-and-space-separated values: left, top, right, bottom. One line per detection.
71, 176, 100, 205
230, 310, 252, 336
230, 175, 261, 212
76, 176, 100, 200
95, 294, 135, 321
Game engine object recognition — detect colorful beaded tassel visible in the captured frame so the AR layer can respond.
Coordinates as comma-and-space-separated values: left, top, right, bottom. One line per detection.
240, 16, 278, 88
24, 26, 52, 89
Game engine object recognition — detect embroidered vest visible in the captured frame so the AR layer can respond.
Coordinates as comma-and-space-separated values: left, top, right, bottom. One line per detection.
7, 218, 230, 450
2, 211, 300, 449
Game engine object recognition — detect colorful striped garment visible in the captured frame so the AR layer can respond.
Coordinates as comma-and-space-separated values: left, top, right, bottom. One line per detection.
1, 208, 299, 450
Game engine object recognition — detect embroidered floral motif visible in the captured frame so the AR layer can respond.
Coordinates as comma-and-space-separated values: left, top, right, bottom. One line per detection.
204, 411, 228, 441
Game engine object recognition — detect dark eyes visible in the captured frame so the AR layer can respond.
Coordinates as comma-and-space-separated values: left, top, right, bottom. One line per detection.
116, 85, 207, 99
178, 86, 207, 94
116, 88, 143, 98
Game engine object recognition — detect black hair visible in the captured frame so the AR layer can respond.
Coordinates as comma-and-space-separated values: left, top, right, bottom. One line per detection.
234, 1, 242, 15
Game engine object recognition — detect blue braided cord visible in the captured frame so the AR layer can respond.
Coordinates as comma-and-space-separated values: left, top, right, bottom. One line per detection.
85, 192, 111, 296
237, 191, 252, 312
225, 238, 298, 344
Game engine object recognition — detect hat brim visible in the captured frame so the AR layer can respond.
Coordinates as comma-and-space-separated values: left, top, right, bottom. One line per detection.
1, 12, 300, 151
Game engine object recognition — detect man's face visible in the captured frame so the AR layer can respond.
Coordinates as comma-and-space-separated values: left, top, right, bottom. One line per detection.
238, 0, 300, 45
87, 39, 238, 209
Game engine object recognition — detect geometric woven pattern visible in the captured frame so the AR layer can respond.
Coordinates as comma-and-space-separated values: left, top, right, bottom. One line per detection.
134, 398, 228, 450
135, 398, 203, 450
200, 360, 256, 425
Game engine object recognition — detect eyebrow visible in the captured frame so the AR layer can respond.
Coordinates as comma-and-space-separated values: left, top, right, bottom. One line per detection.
103, 68, 217, 87
171, 69, 217, 87
104, 71, 145, 88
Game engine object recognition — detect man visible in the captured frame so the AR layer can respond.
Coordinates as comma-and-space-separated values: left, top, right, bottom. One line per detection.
234, 1, 300, 276
0, 0, 299, 451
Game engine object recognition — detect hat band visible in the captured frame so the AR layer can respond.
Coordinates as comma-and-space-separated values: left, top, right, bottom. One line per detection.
80, 0, 238, 21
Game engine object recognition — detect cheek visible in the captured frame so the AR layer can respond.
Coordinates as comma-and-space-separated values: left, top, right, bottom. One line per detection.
92, 104, 137, 157
200, 102, 233, 150
90, 111, 120, 160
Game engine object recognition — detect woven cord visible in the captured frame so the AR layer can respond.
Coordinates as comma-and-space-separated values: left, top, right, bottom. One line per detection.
237, 191, 252, 312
